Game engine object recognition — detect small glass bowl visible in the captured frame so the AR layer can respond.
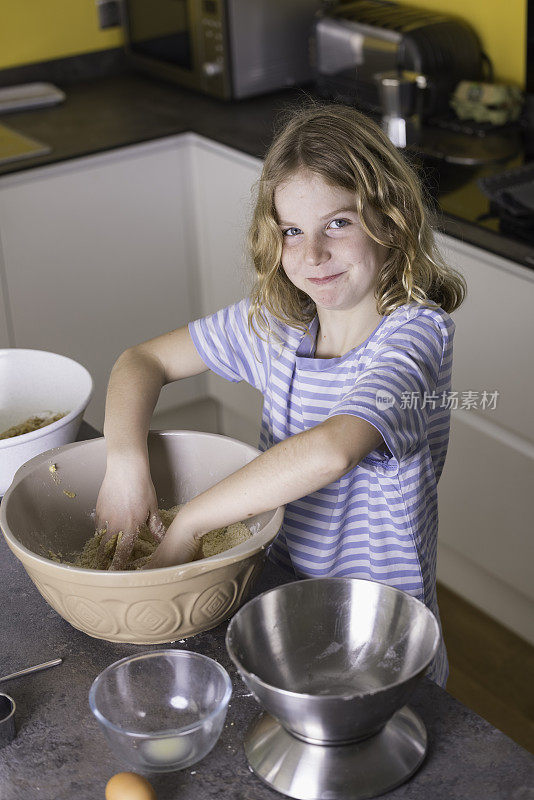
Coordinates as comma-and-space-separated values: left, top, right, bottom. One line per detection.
88, 649, 232, 773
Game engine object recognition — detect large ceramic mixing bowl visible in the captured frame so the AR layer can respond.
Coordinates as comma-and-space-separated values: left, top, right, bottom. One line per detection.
0, 430, 284, 644
226, 578, 440, 744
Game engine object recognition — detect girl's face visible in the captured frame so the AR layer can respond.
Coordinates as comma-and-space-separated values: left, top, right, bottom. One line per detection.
274, 170, 388, 313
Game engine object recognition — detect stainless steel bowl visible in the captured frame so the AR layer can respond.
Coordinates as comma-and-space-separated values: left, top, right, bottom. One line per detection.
225, 577, 440, 744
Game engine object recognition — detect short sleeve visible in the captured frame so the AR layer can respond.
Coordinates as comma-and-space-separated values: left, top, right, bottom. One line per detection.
188, 298, 269, 392
327, 312, 447, 475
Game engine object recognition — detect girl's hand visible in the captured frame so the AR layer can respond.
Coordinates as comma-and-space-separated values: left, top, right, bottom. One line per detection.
95, 457, 165, 570
143, 505, 201, 569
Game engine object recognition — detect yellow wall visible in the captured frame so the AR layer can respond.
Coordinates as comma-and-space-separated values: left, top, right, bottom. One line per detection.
0, 0, 528, 88
399, 0, 527, 87
0, 0, 124, 70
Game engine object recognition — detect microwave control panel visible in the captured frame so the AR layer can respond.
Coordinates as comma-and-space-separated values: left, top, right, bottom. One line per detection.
199, 0, 228, 94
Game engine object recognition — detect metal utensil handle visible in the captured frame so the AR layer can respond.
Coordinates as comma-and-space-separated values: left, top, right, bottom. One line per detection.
0, 657, 62, 683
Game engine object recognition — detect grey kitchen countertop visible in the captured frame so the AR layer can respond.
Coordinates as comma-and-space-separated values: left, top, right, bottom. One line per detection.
0, 67, 533, 271
0, 423, 533, 799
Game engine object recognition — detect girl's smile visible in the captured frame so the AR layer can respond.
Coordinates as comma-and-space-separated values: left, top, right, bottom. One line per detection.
307, 272, 346, 285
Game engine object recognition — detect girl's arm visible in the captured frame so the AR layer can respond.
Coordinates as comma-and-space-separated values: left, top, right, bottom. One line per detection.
147, 414, 384, 567
96, 325, 208, 567
104, 325, 209, 454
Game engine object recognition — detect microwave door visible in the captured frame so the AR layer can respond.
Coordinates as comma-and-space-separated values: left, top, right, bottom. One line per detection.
123, 0, 205, 91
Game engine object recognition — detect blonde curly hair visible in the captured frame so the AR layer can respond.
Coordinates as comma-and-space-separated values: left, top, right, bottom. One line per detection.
246, 100, 466, 340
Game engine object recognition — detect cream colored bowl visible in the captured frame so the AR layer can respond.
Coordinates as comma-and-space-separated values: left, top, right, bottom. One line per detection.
0, 430, 284, 644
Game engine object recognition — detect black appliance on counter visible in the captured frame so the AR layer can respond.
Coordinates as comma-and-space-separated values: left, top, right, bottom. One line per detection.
478, 163, 534, 245
312, 0, 490, 119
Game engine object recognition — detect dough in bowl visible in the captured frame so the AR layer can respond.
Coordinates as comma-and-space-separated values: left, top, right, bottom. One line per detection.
49, 505, 251, 570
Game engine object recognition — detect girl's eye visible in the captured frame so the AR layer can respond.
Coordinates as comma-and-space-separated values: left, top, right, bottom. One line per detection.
328, 218, 350, 229
281, 219, 350, 237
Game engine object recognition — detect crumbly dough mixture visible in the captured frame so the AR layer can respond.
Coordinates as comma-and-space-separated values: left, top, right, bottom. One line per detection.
50, 505, 252, 570
0, 413, 66, 440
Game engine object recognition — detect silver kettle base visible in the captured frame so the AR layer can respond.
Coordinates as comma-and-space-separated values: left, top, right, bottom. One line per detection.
244, 705, 427, 800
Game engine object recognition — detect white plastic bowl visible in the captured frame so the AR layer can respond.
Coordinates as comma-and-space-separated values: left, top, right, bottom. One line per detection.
0, 349, 93, 495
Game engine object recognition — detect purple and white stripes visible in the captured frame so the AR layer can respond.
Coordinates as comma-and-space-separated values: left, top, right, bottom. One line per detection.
189, 298, 455, 687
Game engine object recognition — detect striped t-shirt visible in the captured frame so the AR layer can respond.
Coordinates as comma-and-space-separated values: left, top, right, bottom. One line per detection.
189, 298, 455, 687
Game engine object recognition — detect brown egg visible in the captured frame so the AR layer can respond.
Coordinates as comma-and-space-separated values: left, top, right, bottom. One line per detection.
105, 772, 157, 800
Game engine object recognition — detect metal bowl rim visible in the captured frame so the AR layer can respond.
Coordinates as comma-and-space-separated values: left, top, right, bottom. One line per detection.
225, 577, 441, 699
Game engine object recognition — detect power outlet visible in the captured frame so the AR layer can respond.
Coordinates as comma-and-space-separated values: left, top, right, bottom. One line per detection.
96, 0, 121, 29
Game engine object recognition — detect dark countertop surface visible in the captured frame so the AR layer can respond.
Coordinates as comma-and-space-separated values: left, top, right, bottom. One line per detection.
0, 68, 533, 271
0, 422, 533, 799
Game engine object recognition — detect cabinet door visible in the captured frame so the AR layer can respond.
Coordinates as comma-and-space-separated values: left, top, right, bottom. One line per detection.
0, 137, 205, 429
437, 233, 534, 440
190, 136, 264, 445
436, 233, 534, 643
438, 412, 534, 643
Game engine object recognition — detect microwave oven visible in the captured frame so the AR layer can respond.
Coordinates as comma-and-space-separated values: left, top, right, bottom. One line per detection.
122, 0, 323, 100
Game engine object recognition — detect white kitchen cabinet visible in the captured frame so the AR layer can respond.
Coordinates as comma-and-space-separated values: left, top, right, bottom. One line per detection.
436, 232, 534, 644
438, 411, 534, 641
188, 135, 264, 445
437, 234, 534, 440
0, 136, 206, 429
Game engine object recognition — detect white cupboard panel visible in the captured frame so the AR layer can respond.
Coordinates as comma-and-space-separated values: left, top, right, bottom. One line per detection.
190, 136, 262, 314
437, 233, 534, 441
0, 137, 205, 429
438, 409, 534, 603
190, 136, 264, 435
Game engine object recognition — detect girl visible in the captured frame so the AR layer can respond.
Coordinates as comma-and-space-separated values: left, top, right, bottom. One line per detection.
95, 102, 466, 687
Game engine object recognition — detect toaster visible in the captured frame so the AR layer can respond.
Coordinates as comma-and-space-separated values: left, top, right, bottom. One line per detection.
312, 0, 489, 118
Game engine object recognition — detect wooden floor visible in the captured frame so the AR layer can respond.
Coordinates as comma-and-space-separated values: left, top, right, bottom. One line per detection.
437, 582, 534, 754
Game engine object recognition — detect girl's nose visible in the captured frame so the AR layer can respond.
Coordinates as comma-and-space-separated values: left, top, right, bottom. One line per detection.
303, 235, 329, 267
